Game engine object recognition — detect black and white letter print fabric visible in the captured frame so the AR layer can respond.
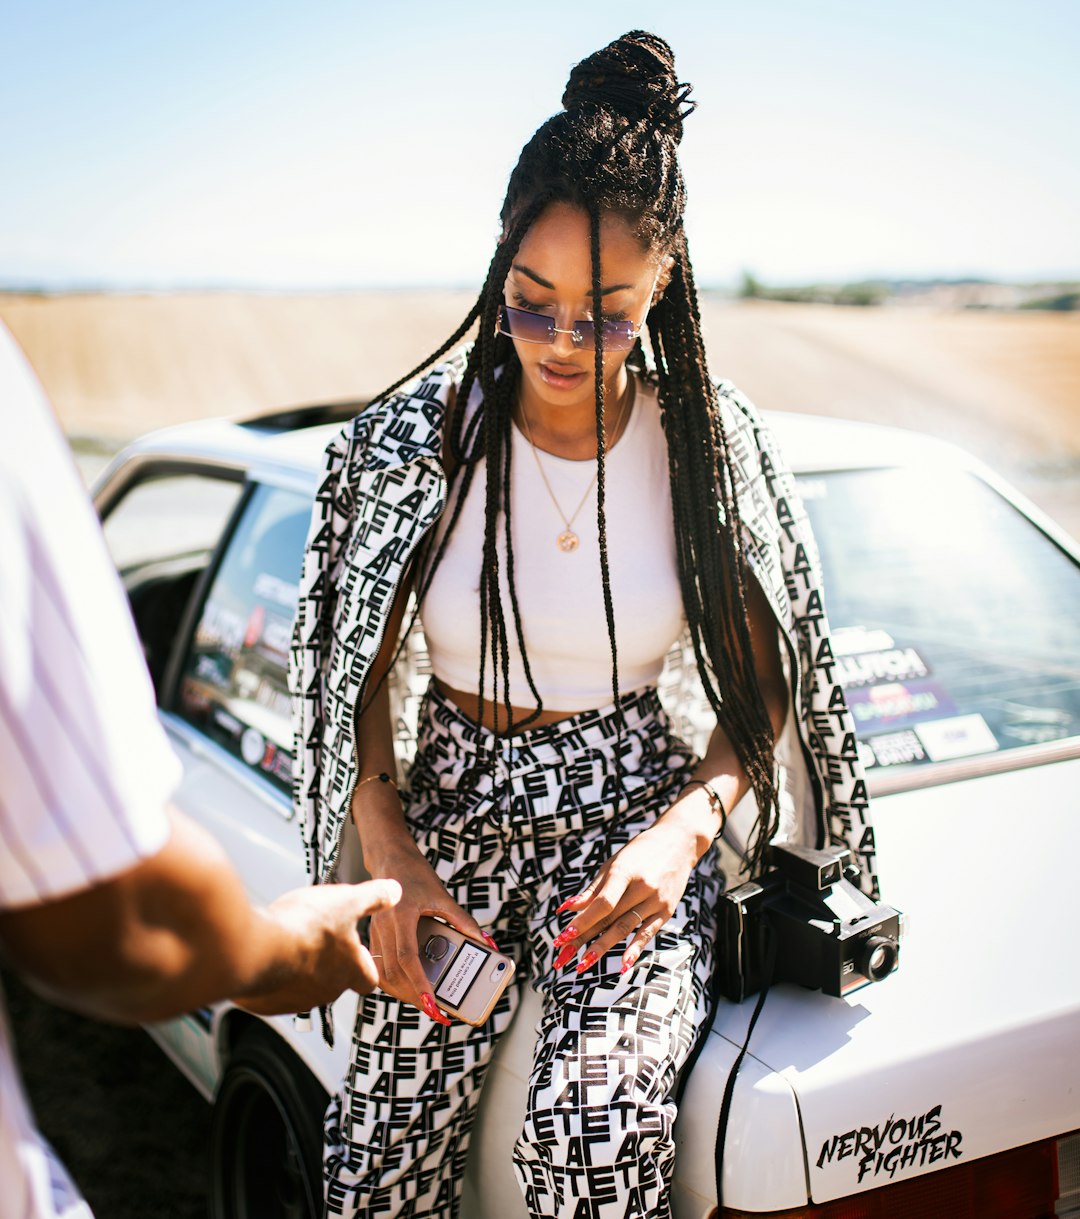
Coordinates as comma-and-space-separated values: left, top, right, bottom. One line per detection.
290, 356, 880, 921
324, 684, 721, 1219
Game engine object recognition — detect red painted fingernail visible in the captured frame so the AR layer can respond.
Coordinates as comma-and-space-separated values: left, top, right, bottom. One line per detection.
481, 932, 499, 950
553, 925, 579, 949
553, 945, 576, 970
556, 895, 582, 915
420, 993, 451, 1025
621, 954, 636, 976
576, 951, 598, 974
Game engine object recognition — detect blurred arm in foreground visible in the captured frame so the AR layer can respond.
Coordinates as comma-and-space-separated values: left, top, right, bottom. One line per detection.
0, 322, 397, 1025
0, 807, 398, 1024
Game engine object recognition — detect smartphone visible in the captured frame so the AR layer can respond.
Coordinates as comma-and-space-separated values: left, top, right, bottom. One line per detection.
416, 916, 516, 1025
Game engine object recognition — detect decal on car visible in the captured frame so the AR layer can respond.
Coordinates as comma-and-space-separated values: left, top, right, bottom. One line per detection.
816, 1103, 963, 1184
915, 713, 998, 762
846, 680, 956, 728
862, 728, 927, 768
837, 646, 931, 690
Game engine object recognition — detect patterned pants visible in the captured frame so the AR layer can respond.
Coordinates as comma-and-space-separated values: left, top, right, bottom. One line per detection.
324, 683, 722, 1219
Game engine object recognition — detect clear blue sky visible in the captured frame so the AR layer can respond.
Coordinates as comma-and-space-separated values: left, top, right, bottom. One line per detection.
1, 0, 1077, 290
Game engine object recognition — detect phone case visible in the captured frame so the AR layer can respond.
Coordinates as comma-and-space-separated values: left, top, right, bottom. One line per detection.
416, 917, 516, 1025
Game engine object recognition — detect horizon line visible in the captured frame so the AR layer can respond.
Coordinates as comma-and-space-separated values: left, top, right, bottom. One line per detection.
2, 273, 1079, 297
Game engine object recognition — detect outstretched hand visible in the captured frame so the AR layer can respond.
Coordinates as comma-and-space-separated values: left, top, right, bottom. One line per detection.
233, 877, 402, 1016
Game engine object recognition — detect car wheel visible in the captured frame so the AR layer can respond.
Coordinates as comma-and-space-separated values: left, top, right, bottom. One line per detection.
209, 1026, 329, 1219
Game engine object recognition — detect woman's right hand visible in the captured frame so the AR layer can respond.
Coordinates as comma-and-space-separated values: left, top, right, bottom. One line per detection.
364, 837, 492, 1025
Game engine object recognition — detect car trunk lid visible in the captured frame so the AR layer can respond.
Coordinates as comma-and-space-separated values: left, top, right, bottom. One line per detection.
711, 754, 1080, 1203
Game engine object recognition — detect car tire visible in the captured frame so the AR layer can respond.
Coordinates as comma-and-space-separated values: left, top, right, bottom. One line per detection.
209, 1026, 329, 1219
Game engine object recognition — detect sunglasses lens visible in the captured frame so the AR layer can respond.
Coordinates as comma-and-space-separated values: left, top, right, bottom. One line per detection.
499, 305, 554, 344
600, 320, 637, 351
573, 319, 637, 352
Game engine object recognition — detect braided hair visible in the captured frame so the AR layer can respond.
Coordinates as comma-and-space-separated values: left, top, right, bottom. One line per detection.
374, 31, 780, 873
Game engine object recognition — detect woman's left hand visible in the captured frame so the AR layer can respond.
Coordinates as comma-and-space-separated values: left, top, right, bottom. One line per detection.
551, 815, 703, 976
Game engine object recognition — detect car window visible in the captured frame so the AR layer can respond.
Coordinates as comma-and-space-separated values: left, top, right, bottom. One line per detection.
102, 471, 245, 695
176, 482, 310, 795
103, 471, 243, 572
798, 468, 1080, 779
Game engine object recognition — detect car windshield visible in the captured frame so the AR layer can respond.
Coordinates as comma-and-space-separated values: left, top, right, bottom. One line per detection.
797, 467, 1080, 782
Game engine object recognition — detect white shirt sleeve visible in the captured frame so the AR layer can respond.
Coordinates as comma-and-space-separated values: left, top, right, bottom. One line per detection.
0, 325, 177, 910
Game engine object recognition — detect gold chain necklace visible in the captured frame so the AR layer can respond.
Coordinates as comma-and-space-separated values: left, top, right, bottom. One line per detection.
518, 376, 635, 553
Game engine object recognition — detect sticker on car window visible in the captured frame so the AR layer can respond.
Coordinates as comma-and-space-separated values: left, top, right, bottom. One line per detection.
863, 730, 927, 768
257, 740, 294, 785
846, 681, 956, 729
915, 714, 998, 762
241, 727, 266, 768
253, 570, 299, 611
244, 605, 265, 650
196, 602, 246, 654
192, 653, 231, 691
837, 647, 930, 690
213, 708, 243, 739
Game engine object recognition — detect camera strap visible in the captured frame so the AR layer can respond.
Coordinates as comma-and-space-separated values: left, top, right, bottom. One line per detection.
714, 920, 777, 1209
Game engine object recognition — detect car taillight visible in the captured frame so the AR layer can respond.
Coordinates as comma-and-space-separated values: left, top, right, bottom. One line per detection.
704, 1129, 1080, 1219
1060, 1130, 1080, 1217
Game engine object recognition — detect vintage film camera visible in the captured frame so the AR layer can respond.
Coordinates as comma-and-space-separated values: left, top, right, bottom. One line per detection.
718, 842, 902, 1003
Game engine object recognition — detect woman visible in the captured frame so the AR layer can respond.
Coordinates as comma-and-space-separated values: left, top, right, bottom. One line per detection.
291, 30, 876, 1219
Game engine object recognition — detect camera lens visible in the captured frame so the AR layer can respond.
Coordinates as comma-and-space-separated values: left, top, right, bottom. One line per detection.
423, 935, 451, 962
858, 936, 898, 982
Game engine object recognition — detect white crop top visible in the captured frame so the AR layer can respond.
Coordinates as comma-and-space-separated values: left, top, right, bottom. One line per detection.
419, 375, 686, 711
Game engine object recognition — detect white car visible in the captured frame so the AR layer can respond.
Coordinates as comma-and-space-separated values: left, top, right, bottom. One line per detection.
94, 400, 1080, 1219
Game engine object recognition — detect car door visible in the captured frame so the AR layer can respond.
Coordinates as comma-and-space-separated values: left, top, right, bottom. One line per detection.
100, 465, 316, 1081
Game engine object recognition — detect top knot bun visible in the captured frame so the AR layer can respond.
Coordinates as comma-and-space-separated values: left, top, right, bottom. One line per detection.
561, 30, 695, 142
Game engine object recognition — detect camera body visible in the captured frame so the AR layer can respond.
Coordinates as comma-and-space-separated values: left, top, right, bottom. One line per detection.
718, 842, 901, 1003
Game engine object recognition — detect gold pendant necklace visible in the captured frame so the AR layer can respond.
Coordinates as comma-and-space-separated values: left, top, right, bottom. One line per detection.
519, 377, 635, 552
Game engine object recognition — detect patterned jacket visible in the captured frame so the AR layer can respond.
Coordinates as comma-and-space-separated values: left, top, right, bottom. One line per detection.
289, 352, 878, 905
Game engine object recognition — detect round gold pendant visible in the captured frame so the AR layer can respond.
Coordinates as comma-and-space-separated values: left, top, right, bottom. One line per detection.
557, 530, 580, 553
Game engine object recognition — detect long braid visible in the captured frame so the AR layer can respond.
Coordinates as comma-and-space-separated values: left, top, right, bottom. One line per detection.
499, 363, 545, 733
589, 203, 618, 713
650, 238, 779, 871
473, 198, 554, 763
589, 202, 625, 822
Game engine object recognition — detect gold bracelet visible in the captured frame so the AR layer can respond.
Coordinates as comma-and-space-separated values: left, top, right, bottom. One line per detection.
354, 771, 399, 796
679, 779, 728, 837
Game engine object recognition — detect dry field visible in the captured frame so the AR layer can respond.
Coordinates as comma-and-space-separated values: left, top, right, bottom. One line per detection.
3, 290, 1078, 535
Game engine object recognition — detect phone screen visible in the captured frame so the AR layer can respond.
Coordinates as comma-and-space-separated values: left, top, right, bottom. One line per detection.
434, 941, 488, 1007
